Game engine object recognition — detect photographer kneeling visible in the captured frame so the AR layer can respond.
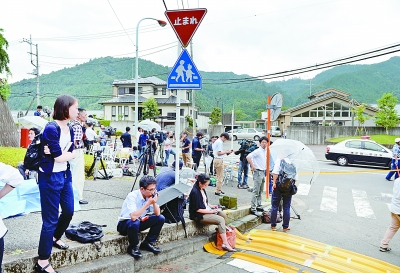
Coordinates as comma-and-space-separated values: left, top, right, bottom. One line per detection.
189, 173, 236, 252
117, 176, 165, 259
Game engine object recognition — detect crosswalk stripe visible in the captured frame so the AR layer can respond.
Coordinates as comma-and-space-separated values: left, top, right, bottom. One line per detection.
320, 186, 337, 213
352, 190, 375, 219
296, 183, 311, 195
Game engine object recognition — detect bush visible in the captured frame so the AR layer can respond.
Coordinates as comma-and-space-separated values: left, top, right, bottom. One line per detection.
0, 147, 26, 167
115, 130, 123, 137
99, 120, 110, 127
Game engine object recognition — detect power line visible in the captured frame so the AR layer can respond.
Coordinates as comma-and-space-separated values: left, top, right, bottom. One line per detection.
107, 0, 135, 47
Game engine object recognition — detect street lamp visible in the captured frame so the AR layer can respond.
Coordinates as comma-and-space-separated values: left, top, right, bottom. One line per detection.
134, 18, 167, 139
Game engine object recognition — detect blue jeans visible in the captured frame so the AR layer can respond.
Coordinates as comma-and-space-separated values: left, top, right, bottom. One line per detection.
117, 215, 165, 247
386, 159, 399, 180
38, 170, 74, 260
164, 149, 176, 166
271, 188, 292, 229
237, 161, 249, 186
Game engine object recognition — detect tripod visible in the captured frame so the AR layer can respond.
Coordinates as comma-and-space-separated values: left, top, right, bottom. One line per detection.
87, 150, 109, 180
131, 142, 157, 191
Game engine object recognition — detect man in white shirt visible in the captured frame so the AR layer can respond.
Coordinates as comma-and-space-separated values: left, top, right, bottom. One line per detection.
379, 177, 400, 252
85, 122, 98, 145
117, 176, 165, 259
246, 136, 273, 216
212, 132, 232, 196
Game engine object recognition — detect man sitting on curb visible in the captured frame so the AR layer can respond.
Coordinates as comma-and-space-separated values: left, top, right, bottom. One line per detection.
117, 176, 165, 259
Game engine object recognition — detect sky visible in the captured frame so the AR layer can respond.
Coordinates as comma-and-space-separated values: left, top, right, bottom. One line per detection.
2, 0, 400, 84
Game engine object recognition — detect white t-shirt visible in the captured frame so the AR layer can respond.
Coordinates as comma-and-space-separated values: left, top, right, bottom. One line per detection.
53, 130, 71, 173
212, 138, 224, 159
85, 127, 97, 141
391, 178, 400, 214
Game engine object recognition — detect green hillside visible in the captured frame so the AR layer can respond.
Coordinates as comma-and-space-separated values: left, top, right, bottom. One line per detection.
8, 56, 400, 120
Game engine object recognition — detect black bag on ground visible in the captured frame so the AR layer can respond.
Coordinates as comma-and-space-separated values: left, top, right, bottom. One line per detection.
261, 209, 282, 224
23, 134, 43, 170
161, 196, 188, 237
65, 221, 106, 251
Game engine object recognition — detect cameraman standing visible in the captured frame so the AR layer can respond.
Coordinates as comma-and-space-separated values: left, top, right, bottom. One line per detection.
163, 131, 176, 166
234, 142, 250, 189
191, 132, 204, 171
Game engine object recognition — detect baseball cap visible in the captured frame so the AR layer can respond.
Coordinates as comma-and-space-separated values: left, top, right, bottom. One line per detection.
395, 138, 400, 143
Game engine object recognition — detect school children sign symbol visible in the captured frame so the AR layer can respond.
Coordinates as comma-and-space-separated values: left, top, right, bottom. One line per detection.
165, 9, 207, 48
167, 49, 202, 89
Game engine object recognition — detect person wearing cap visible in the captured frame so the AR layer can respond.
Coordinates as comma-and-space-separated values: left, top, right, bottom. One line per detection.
156, 161, 184, 191
191, 132, 204, 171
212, 132, 232, 196
386, 138, 400, 181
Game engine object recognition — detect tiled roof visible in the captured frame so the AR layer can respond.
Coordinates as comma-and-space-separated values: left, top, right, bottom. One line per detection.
112, 76, 166, 86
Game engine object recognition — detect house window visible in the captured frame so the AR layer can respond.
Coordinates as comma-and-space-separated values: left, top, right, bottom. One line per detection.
124, 88, 129, 94
186, 92, 190, 100
129, 88, 135, 94
124, 106, 129, 117
190, 110, 192, 115
112, 106, 116, 118
118, 88, 124, 95
180, 109, 184, 116
167, 112, 176, 120
118, 106, 122, 119
162, 88, 166, 95
153, 88, 158, 95
158, 109, 162, 115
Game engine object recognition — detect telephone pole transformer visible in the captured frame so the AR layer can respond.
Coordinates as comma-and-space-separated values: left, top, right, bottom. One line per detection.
22, 35, 40, 106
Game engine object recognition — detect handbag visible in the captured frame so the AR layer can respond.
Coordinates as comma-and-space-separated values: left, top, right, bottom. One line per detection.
219, 195, 237, 210
290, 183, 297, 195
215, 226, 236, 250
261, 209, 282, 223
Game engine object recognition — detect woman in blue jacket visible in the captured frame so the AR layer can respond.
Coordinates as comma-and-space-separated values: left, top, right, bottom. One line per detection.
35, 95, 78, 273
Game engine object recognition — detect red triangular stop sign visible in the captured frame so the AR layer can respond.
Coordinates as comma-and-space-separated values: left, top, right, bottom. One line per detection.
165, 8, 207, 48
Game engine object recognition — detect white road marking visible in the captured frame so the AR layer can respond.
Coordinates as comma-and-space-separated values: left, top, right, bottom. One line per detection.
352, 190, 375, 219
297, 183, 311, 195
320, 186, 337, 213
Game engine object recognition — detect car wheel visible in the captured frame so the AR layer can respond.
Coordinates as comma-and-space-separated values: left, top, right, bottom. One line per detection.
254, 135, 260, 141
387, 160, 392, 170
233, 135, 237, 141
336, 156, 348, 166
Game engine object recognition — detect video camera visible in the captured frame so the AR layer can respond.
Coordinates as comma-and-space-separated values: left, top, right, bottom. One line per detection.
103, 126, 117, 137
238, 139, 258, 153
155, 131, 167, 143
43, 106, 53, 118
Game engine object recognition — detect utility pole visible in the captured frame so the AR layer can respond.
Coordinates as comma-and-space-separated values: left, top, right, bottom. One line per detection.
306, 79, 314, 96
22, 35, 40, 106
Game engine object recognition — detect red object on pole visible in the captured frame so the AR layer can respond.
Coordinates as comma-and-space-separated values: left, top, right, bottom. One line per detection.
20, 128, 30, 148
266, 96, 271, 199
165, 9, 207, 48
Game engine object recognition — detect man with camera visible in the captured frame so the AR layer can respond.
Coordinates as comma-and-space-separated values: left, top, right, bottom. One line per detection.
213, 132, 232, 196
99, 125, 108, 146
191, 132, 205, 171
117, 176, 165, 259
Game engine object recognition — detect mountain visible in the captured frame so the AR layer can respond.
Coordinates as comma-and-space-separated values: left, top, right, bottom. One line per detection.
8, 56, 400, 120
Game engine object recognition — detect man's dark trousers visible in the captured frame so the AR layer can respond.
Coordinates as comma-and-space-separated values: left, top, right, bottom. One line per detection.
117, 215, 165, 247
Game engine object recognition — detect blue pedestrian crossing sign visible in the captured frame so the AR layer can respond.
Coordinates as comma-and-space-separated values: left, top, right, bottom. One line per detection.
167, 49, 202, 89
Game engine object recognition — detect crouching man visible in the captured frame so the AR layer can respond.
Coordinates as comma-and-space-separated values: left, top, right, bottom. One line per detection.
117, 175, 165, 259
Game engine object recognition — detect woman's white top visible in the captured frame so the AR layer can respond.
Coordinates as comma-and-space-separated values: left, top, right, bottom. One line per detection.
53, 129, 71, 173
0, 163, 24, 238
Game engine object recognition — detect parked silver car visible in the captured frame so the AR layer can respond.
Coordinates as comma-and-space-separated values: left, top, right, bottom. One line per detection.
231, 128, 265, 141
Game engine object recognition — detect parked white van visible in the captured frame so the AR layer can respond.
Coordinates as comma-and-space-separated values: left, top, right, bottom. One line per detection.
271, 126, 281, 137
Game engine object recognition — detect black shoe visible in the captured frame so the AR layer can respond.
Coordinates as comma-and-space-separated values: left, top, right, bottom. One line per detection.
140, 241, 162, 254
379, 247, 391, 252
53, 240, 69, 250
127, 245, 142, 259
79, 200, 88, 205
35, 262, 59, 273
250, 210, 262, 217
237, 185, 244, 189
256, 207, 265, 212
215, 191, 225, 196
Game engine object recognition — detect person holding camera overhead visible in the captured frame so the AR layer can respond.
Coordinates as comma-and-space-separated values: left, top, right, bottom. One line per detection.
191, 132, 205, 171
188, 173, 236, 252
163, 131, 176, 166
117, 175, 165, 259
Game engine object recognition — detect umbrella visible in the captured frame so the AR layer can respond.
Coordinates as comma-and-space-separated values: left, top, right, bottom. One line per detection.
137, 120, 161, 132
269, 139, 320, 184
157, 183, 191, 206
18, 116, 48, 130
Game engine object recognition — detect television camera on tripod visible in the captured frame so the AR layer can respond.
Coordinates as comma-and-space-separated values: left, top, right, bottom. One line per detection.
131, 139, 157, 191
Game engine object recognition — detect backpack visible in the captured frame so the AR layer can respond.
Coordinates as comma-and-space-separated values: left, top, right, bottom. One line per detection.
161, 196, 187, 237
65, 221, 106, 251
23, 134, 43, 171
276, 159, 297, 196
261, 209, 282, 223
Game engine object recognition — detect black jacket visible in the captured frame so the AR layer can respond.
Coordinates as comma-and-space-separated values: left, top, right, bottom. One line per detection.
189, 183, 208, 223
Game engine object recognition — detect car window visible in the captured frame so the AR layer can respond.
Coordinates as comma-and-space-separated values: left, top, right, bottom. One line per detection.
364, 142, 385, 152
238, 129, 245, 133
248, 129, 256, 133
345, 140, 362, 149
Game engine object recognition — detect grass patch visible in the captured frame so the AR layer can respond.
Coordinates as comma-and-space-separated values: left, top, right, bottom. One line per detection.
328, 135, 397, 145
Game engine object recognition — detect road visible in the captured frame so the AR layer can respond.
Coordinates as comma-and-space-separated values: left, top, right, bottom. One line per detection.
154, 139, 400, 272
